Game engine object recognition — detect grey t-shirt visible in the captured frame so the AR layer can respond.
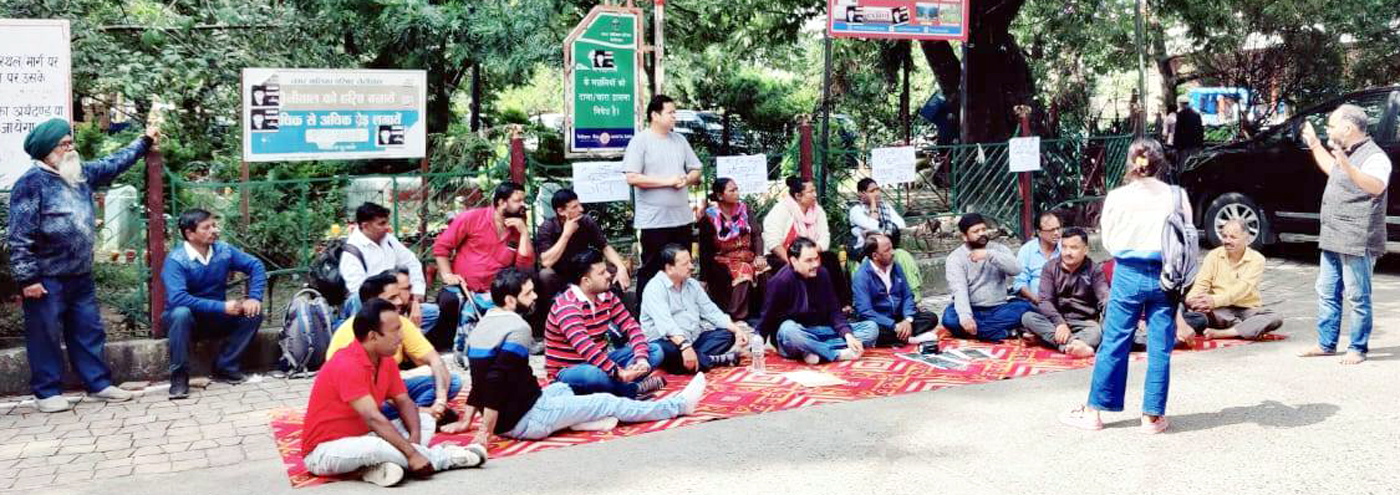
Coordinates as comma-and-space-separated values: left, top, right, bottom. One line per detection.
945, 242, 1021, 318
622, 129, 702, 229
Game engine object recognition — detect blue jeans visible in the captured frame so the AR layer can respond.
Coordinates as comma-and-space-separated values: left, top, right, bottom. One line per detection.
380, 374, 463, 420
940, 299, 1037, 342
774, 320, 879, 362
554, 342, 665, 398
163, 306, 263, 375
654, 328, 737, 374
506, 383, 685, 440
22, 275, 114, 398
1315, 250, 1376, 354
1089, 259, 1175, 416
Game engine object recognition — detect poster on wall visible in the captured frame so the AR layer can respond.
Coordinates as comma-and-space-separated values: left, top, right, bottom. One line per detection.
0, 19, 71, 188
241, 68, 426, 162
828, 0, 969, 41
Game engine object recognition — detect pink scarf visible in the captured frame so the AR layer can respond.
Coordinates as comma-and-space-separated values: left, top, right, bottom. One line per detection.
781, 195, 820, 240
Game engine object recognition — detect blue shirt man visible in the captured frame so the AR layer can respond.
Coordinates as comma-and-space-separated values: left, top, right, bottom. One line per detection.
162, 209, 267, 399
1013, 213, 1062, 304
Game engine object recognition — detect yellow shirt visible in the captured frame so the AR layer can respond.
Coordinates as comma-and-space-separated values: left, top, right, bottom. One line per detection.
326, 315, 434, 365
1187, 246, 1264, 308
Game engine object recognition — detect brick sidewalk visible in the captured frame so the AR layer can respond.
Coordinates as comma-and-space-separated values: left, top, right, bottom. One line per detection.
0, 377, 311, 492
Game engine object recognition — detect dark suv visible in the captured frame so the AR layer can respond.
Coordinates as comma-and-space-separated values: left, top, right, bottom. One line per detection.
1179, 86, 1400, 251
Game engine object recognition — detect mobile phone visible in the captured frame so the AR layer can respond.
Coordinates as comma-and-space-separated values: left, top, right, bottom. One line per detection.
919, 341, 941, 355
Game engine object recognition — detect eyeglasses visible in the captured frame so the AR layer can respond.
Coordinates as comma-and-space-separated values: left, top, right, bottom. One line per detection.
56, 141, 76, 151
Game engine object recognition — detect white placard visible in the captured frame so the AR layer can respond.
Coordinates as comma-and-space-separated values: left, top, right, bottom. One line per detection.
241, 68, 427, 162
1009, 136, 1041, 172
0, 19, 72, 189
870, 146, 917, 186
715, 154, 768, 195
571, 161, 630, 203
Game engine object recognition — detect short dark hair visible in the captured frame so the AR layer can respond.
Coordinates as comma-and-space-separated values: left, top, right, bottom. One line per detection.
490, 267, 533, 308
177, 209, 213, 241
958, 213, 986, 235
353, 298, 398, 341
857, 178, 878, 193
551, 188, 580, 212
358, 271, 399, 302
1061, 227, 1089, 245
787, 236, 819, 261
785, 176, 808, 200
355, 202, 391, 225
709, 177, 734, 202
566, 249, 606, 285
862, 232, 886, 260
659, 244, 689, 271
493, 181, 525, 209
1037, 211, 1061, 229
646, 94, 675, 122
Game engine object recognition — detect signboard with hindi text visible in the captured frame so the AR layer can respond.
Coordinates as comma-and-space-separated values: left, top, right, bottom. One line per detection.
870, 146, 917, 186
571, 161, 630, 203
241, 68, 426, 162
828, 0, 968, 41
716, 154, 769, 196
0, 19, 71, 188
1008, 136, 1041, 172
564, 6, 644, 158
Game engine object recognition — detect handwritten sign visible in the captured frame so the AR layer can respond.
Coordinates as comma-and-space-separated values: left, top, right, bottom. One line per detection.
716, 154, 769, 196
1008, 136, 1041, 172
571, 161, 629, 203
870, 146, 917, 186
0, 19, 71, 188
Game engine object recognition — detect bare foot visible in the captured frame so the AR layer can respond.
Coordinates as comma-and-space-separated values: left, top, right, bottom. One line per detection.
1064, 341, 1095, 358
1201, 329, 1218, 340
1340, 351, 1367, 365
1297, 346, 1334, 358
440, 420, 470, 434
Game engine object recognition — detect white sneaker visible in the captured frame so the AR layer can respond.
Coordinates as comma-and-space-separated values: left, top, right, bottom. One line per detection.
360, 462, 405, 486
803, 353, 821, 365
907, 332, 939, 345
90, 386, 133, 402
443, 445, 483, 469
465, 443, 489, 466
36, 395, 73, 413
678, 373, 707, 415
569, 417, 619, 432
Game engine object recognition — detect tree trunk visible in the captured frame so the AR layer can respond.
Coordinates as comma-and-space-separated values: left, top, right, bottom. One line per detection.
918, 0, 1035, 143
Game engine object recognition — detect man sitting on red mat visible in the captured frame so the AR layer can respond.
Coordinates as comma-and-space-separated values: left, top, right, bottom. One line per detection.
300, 299, 485, 487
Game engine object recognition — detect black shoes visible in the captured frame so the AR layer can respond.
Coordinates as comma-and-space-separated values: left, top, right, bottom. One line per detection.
213, 370, 248, 385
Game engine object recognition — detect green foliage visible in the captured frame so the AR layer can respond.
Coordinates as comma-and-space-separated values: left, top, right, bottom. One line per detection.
91, 262, 149, 333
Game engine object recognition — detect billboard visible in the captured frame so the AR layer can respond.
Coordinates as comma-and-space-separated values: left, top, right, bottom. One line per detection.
0, 19, 71, 188
564, 6, 644, 158
828, 0, 969, 41
241, 68, 426, 162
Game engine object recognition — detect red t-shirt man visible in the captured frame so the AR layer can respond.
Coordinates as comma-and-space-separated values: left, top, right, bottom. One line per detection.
302, 339, 408, 454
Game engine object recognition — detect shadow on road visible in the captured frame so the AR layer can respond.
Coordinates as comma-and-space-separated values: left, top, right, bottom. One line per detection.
1103, 399, 1340, 433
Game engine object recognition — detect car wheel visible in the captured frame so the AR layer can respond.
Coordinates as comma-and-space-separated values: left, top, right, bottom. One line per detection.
1203, 192, 1269, 250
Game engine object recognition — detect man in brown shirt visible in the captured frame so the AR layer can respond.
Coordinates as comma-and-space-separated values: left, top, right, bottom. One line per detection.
1020, 228, 1108, 358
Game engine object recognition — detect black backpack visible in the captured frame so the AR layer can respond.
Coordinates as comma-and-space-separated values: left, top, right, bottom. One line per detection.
308, 238, 364, 307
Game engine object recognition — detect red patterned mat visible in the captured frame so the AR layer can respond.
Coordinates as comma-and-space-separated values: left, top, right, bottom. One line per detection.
271, 334, 1283, 488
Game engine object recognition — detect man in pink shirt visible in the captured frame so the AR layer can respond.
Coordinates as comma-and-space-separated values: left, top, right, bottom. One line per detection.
433, 182, 536, 350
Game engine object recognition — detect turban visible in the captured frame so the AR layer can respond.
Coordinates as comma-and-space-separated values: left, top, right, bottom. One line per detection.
23, 118, 72, 160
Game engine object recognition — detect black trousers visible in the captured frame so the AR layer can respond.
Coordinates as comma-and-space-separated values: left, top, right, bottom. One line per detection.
656, 329, 738, 374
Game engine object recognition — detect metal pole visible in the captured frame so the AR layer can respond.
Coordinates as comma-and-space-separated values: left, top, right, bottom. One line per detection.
146, 149, 167, 337
820, 34, 832, 199
654, 0, 665, 95
471, 63, 482, 132
1015, 105, 1034, 239
1135, 0, 1147, 137
959, 42, 969, 144
901, 50, 911, 145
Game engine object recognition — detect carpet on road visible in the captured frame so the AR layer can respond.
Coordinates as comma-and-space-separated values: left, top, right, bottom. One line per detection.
270, 335, 1283, 488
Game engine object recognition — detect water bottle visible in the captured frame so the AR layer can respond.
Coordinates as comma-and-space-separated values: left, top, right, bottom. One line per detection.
749, 330, 766, 374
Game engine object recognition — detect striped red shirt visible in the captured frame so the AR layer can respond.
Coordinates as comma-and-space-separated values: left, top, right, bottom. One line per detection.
544, 285, 649, 379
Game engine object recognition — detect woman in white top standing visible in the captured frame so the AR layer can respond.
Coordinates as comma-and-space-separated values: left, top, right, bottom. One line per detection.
1061, 138, 1189, 434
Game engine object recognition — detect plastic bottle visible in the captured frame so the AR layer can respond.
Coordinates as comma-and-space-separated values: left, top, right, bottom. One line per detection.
749, 330, 766, 374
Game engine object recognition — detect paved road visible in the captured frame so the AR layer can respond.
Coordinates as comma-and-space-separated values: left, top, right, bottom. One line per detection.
5, 249, 1399, 494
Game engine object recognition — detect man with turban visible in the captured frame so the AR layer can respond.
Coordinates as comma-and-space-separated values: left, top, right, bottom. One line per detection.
8, 116, 160, 412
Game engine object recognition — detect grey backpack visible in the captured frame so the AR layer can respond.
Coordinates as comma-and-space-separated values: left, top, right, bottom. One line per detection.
1159, 186, 1200, 301
278, 288, 334, 377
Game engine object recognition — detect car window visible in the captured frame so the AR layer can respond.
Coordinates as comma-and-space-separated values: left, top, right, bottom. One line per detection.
1304, 92, 1392, 143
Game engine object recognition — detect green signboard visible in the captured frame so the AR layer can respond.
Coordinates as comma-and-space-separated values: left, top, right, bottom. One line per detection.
566, 7, 643, 157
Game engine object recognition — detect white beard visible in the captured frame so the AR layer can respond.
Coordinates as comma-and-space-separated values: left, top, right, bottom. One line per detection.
55, 151, 86, 187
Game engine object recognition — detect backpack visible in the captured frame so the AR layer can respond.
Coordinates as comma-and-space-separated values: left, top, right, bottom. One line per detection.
308, 239, 364, 307
1159, 185, 1200, 301
278, 288, 335, 377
